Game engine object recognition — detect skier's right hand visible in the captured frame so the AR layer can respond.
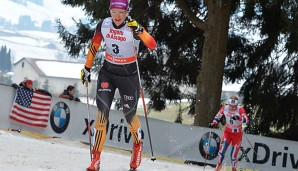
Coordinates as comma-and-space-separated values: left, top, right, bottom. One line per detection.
209, 123, 215, 128
81, 66, 91, 85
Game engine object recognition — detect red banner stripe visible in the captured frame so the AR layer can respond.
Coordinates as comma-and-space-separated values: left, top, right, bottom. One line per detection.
11, 111, 48, 122
30, 100, 51, 107
10, 116, 47, 128
12, 105, 49, 116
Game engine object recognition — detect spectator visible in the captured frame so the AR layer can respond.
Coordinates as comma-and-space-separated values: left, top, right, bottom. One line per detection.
59, 85, 80, 102
12, 79, 33, 90
12, 79, 52, 97
10, 79, 34, 133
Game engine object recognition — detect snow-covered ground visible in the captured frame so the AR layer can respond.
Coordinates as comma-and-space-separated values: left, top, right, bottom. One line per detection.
0, 0, 84, 27
0, 0, 86, 63
0, 129, 214, 171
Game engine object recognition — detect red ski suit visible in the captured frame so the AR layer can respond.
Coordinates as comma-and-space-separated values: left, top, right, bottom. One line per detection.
212, 105, 249, 168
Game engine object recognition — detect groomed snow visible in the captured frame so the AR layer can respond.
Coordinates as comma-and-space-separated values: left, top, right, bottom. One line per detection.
0, 130, 214, 171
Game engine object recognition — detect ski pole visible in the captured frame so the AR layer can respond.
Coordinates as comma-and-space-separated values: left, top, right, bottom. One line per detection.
135, 58, 156, 161
129, 20, 156, 161
203, 128, 212, 171
243, 133, 260, 160
85, 81, 92, 161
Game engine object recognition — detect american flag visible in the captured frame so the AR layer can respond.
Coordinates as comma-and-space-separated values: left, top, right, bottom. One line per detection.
10, 87, 52, 128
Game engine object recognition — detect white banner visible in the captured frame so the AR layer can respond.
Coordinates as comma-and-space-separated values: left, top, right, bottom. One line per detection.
0, 84, 297, 171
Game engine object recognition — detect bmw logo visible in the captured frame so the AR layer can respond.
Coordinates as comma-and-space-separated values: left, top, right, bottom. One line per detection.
199, 131, 221, 160
50, 102, 70, 133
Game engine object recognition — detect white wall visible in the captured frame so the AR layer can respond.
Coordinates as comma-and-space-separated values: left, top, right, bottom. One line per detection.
13, 59, 40, 84
37, 76, 97, 97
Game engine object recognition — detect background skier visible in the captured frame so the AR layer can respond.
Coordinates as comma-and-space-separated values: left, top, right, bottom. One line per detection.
209, 96, 249, 171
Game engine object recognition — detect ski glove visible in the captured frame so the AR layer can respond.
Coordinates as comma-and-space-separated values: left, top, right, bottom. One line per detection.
81, 66, 91, 84
127, 16, 143, 34
12, 83, 19, 89
231, 115, 240, 121
209, 123, 215, 128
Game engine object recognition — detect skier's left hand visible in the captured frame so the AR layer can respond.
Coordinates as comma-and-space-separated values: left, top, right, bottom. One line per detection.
81, 66, 91, 85
209, 123, 215, 128
231, 115, 240, 121
127, 16, 143, 34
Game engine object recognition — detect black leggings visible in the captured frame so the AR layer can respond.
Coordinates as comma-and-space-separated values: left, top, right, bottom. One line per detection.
95, 69, 140, 124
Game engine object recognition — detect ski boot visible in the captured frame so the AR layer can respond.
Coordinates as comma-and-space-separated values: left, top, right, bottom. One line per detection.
86, 151, 101, 171
215, 163, 222, 171
129, 141, 143, 171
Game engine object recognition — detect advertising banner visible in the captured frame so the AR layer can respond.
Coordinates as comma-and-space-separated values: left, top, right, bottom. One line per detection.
0, 85, 297, 171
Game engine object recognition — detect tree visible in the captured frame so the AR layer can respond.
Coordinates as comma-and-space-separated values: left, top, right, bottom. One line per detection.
42, 79, 50, 91
41, 20, 52, 32
0, 45, 12, 72
58, 0, 202, 112
0, 72, 12, 85
175, 0, 233, 127
33, 80, 39, 88
232, 1, 298, 140
58, 0, 298, 140
18, 15, 36, 30
58, 0, 230, 126
165, 0, 298, 140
